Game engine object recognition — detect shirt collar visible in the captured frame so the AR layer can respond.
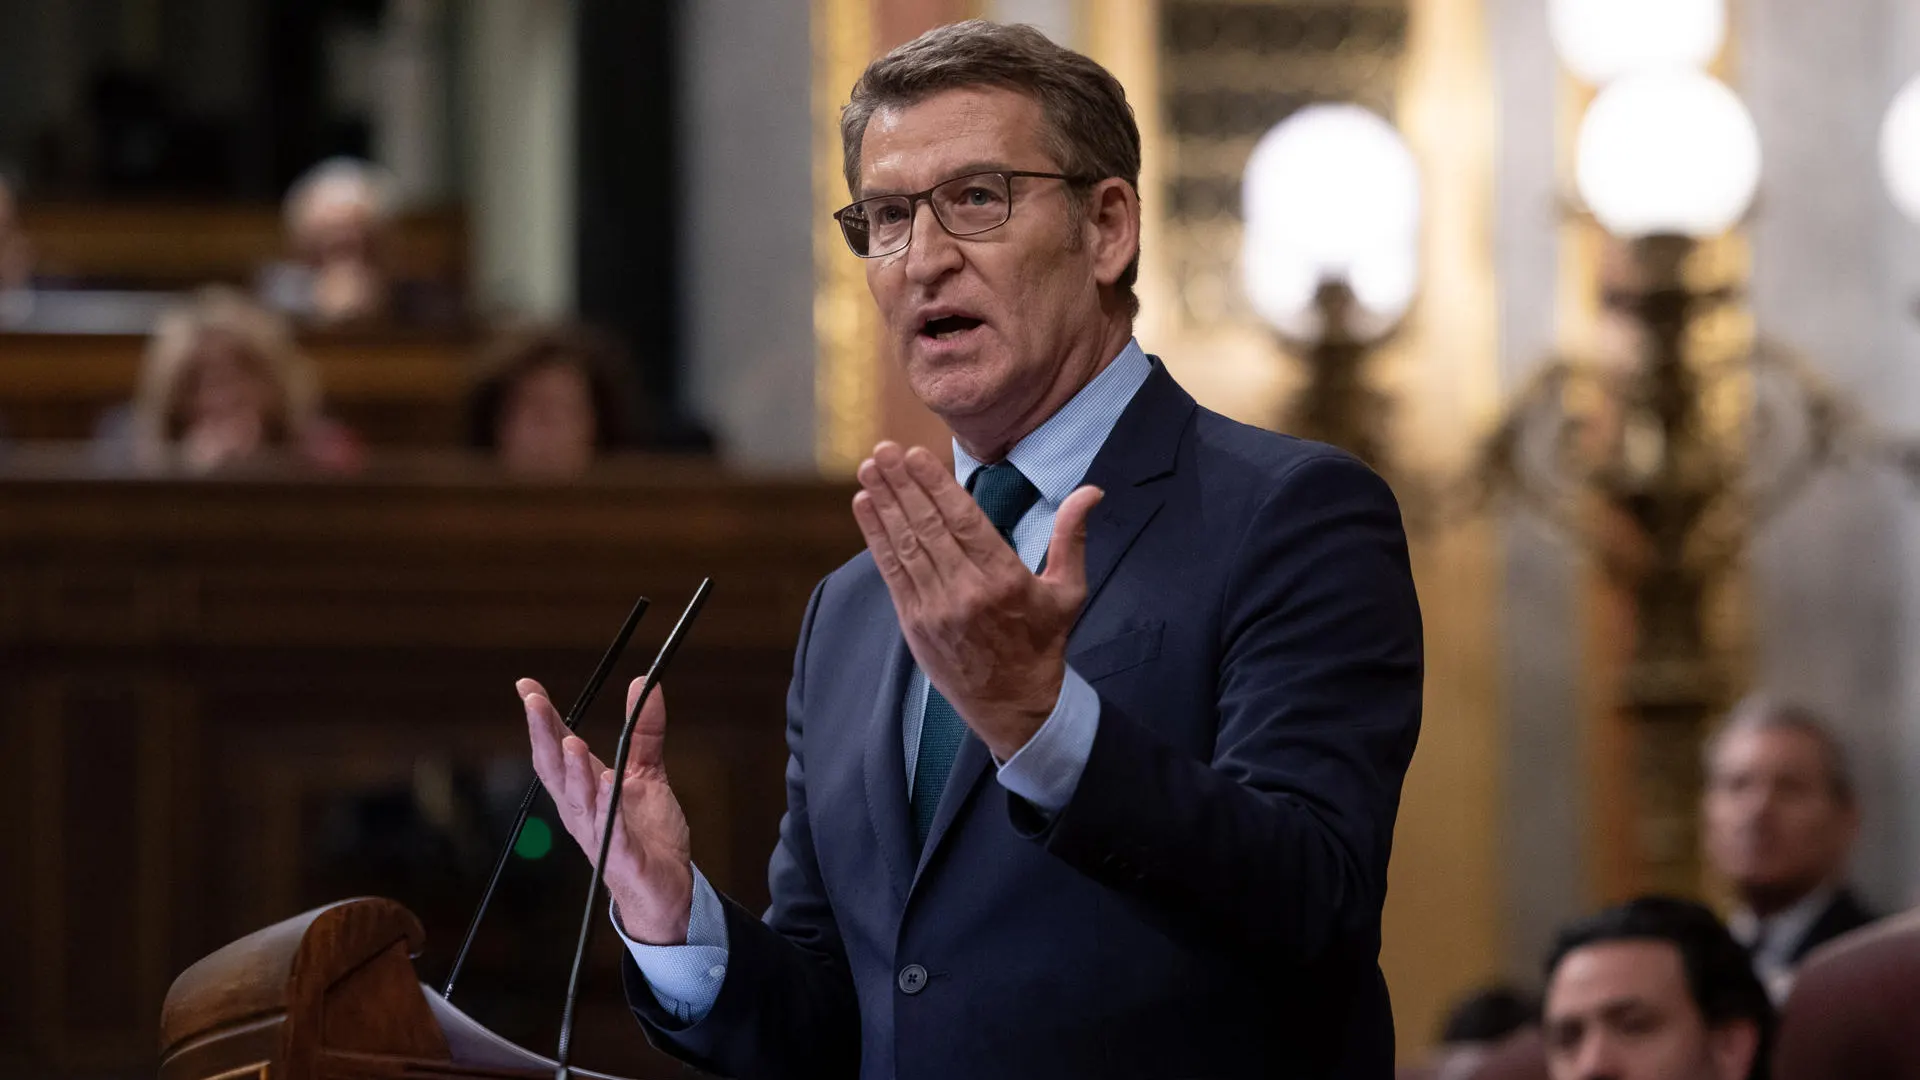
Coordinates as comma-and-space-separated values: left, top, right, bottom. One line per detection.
951, 338, 1153, 504
1731, 883, 1839, 955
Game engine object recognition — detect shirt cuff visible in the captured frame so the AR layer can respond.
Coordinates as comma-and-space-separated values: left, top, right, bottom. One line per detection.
611, 863, 730, 1024
994, 665, 1100, 815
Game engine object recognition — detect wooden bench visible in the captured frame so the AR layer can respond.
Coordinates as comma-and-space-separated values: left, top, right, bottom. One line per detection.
21, 203, 467, 288
0, 328, 476, 444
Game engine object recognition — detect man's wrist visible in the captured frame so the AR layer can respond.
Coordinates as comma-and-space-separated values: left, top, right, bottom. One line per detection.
612, 879, 695, 946
974, 668, 1067, 760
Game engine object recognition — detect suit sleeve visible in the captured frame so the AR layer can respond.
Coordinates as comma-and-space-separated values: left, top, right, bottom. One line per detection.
623, 578, 863, 1079
1012, 451, 1423, 970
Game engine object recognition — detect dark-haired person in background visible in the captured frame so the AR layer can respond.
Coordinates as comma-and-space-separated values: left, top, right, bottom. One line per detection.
1702, 696, 1875, 1002
1543, 898, 1774, 1080
521, 18, 1422, 1080
1420, 984, 1538, 1080
466, 324, 640, 479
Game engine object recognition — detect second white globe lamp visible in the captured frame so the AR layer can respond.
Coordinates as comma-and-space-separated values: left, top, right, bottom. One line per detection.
1881, 73, 1920, 225
1575, 69, 1761, 239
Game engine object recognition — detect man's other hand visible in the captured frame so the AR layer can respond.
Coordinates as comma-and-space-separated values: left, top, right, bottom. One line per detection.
523, 675, 695, 944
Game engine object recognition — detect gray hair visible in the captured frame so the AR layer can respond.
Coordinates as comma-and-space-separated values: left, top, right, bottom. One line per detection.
283, 156, 398, 229
1705, 696, 1856, 804
839, 20, 1142, 317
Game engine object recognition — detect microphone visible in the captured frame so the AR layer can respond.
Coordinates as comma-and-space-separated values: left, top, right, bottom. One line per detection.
441, 594, 651, 1002
554, 578, 712, 1080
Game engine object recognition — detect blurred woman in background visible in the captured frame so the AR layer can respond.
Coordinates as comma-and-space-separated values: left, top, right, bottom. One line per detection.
106, 286, 362, 473
465, 324, 638, 479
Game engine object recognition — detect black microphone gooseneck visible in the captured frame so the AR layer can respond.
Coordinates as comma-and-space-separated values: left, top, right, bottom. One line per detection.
554, 579, 712, 1080
441, 594, 651, 1001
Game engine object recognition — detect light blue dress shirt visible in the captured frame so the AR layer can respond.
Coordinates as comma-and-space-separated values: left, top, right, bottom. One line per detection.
616, 339, 1154, 1023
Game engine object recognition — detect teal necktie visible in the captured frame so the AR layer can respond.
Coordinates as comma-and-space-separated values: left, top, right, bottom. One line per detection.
910, 462, 1040, 849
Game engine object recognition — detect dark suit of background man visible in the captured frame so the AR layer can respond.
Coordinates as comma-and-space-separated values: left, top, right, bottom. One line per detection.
523, 20, 1424, 1080
1702, 697, 1876, 1004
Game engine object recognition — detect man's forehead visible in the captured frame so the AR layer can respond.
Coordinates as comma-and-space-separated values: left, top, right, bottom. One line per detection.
1548, 940, 1688, 1015
858, 86, 1050, 194
1714, 726, 1828, 774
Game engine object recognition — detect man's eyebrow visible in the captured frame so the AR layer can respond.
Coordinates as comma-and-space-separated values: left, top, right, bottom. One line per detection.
1596, 996, 1655, 1021
860, 161, 1019, 199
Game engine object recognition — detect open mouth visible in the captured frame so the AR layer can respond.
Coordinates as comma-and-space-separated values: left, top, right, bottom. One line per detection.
920, 314, 985, 341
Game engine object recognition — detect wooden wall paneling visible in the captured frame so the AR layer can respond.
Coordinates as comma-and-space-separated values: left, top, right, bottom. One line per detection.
0, 669, 27, 1063
0, 331, 473, 445
22, 670, 180, 1070
0, 462, 859, 1080
19, 205, 467, 290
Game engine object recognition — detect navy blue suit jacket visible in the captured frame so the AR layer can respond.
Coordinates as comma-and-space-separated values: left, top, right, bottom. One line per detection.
625, 361, 1425, 1079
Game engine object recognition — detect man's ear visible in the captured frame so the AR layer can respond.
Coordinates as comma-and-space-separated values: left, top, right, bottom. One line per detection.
1084, 178, 1140, 289
1706, 1019, 1759, 1080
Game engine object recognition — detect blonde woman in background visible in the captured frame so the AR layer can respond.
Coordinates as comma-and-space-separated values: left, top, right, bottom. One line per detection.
107, 287, 362, 473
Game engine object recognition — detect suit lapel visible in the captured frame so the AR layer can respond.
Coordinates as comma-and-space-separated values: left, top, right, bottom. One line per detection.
1072, 359, 1190, 632
913, 736, 990, 886
1073, 486, 1163, 635
861, 628, 917, 905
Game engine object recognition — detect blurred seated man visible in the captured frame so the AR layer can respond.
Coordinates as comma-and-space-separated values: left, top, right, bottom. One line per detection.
96, 286, 362, 473
1543, 897, 1773, 1080
1702, 696, 1874, 1002
465, 325, 638, 479
263, 157, 392, 326
260, 157, 456, 328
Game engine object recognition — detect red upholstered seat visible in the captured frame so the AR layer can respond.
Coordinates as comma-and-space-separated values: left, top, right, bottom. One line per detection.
1774, 907, 1918, 1080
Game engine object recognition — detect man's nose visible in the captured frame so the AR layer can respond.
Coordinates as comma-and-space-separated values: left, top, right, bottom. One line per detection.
903, 199, 962, 284
1569, 1036, 1623, 1080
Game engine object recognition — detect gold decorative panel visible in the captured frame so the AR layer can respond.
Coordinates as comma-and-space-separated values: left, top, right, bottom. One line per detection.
1159, 1, 1409, 336
813, 0, 880, 473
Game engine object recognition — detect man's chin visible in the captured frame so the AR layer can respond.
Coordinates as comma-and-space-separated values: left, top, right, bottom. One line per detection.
906, 355, 1002, 418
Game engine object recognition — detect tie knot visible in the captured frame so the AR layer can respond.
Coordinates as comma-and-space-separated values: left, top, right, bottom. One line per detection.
969, 463, 1040, 540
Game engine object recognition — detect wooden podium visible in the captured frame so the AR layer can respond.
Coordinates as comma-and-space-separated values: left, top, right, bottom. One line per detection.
158, 897, 633, 1080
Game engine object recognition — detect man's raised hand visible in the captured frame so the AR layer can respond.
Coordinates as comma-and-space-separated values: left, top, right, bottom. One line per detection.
850, 441, 1102, 760
522, 675, 694, 944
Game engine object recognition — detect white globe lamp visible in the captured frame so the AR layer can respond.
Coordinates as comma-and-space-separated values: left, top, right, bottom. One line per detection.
1548, 0, 1726, 86
1240, 104, 1421, 341
1575, 69, 1761, 239
1881, 73, 1920, 225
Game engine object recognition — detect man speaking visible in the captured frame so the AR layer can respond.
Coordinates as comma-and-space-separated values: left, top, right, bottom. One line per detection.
523, 20, 1423, 1080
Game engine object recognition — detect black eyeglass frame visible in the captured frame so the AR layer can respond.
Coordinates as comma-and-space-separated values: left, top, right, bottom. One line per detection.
831, 170, 1095, 258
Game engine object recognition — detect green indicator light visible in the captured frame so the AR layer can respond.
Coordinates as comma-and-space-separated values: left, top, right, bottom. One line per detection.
514, 816, 554, 860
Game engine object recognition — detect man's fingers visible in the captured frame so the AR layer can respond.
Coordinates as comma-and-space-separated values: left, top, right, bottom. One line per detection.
524, 687, 570, 791
859, 452, 944, 593
589, 772, 616, 872
561, 734, 601, 823
853, 489, 919, 604
903, 446, 1006, 562
628, 682, 669, 774
1041, 485, 1105, 596
875, 443, 973, 576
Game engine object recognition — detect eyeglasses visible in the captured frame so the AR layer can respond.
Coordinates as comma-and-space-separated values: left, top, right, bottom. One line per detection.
833, 170, 1088, 258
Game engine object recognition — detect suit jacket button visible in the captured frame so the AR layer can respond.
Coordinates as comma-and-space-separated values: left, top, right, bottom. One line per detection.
897, 963, 928, 995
